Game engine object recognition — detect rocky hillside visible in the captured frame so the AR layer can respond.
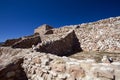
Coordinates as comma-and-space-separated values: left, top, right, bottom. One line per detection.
0, 16, 120, 80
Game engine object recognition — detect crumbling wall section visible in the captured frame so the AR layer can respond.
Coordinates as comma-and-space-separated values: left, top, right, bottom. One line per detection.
36, 30, 81, 56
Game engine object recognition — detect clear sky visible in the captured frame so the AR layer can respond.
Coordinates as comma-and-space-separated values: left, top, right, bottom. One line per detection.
0, 0, 120, 42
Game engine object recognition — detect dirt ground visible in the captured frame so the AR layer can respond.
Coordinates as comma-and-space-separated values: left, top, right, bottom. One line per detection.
69, 51, 120, 62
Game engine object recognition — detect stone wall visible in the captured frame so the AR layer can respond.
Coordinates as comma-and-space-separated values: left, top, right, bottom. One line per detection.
0, 16, 120, 80
12, 35, 41, 48
74, 21, 120, 52
42, 17, 120, 53
54, 17, 120, 53
34, 24, 53, 35
2, 38, 22, 46
2, 34, 41, 49
2, 17, 120, 53
35, 30, 81, 56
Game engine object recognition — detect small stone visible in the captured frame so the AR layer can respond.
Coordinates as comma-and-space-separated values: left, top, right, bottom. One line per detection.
30, 62, 35, 65
35, 64, 41, 67
68, 65, 85, 78
45, 66, 51, 70
101, 56, 111, 63
53, 64, 66, 72
58, 73, 67, 79
42, 69, 48, 73
41, 55, 50, 65
32, 57, 41, 64
49, 71, 57, 77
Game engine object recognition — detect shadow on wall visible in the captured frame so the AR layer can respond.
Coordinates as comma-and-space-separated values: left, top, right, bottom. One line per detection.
36, 30, 83, 56
65, 31, 83, 56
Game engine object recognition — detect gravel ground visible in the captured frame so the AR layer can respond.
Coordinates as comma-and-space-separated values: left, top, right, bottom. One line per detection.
69, 51, 120, 62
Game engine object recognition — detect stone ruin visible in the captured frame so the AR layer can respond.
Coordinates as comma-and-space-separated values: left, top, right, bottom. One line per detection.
35, 30, 81, 56
0, 16, 120, 80
2, 24, 82, 56
2, 17, 120, 53
2, 34, 41, 48
34, 24, 53, 35
0, 47, 120, 80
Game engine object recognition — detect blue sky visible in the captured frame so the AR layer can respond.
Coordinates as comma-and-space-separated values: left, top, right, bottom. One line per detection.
0, 0, 120, 42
